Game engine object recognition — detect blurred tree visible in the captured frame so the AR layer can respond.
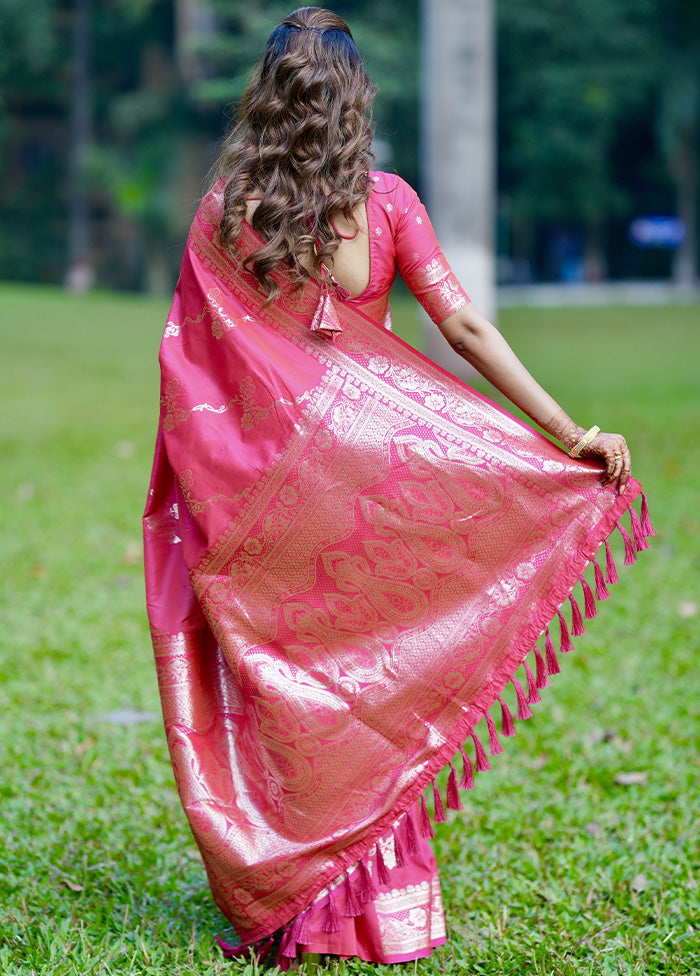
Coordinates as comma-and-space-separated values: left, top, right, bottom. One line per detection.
0, 1, 69, 281
655, 0, 699, 285
497, 0, 657, 280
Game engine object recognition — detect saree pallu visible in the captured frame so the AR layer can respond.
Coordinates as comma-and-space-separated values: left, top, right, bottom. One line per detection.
143, 174, 653, 963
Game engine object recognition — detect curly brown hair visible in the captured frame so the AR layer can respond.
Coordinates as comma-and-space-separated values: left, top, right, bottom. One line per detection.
212, 6, 378, 301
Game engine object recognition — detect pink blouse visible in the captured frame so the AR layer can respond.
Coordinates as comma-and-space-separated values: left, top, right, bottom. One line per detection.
340, 170, 470, 328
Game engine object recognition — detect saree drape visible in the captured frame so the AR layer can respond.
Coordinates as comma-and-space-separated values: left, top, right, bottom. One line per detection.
143, 173, 653, 955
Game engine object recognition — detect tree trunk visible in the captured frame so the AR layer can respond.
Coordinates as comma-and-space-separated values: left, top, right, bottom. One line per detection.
66, 0, 94, 291
671, 127, 698, 287
583, 220, 607, 283
421, 0, 495, 378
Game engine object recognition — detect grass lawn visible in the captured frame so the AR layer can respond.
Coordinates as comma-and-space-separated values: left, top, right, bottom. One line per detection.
0, 283, 698, 975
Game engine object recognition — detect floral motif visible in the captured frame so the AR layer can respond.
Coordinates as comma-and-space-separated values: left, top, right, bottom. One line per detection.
392, 367, 423, 392
278, 486, 298, 507
424, 392, 446, 411
368, 355, 390, 375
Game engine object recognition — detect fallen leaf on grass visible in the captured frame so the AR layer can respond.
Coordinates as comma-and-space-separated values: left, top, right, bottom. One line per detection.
631, 872, 650, 893
60, 880, 84, 892
114, 440, 135, 460
93, 707, 158, 726
16, 482, 36, 502
74, 737, 96, 756
614, 771, 648, 786
123, 541, 141, 564
584, 821, 604, 837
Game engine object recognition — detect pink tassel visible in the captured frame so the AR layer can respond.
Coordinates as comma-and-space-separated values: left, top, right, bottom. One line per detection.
432, 780, 446, 823
593, 559, 610, 600
344, 871, 363, 917
298, 905, 312, 945
404, 808, 420, 856
459, 746, 475, 789
391, 823, 407, 867
280, 923, 297, 959
446, 762, 463, 810
569, 593, 585, 636
523, 659, 541, 704
375, 843, 390, 885
471, 730, 491, 771
581, 577, 597, 619
629, 506, 650, 552
533, 644, 549, 689
512, 676, 533, 720
545, 627, 561, 675
323, 883, 342, 933
605, 538, 619, 584
557, 609, 573, 653
498, 695, 516, 736
358, 857, 377, 903
310, 287, 343, 341
485, 711, 503, 755
641, 493, 655, 537
216, 937, 251, 959
420, 794, 435, 839
618, 522, 637, 565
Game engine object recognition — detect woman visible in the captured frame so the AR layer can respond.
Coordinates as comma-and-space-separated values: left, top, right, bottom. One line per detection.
143, 7, 652, 968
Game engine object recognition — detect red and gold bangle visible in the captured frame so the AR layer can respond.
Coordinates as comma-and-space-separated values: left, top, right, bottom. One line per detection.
569, 425, 600, 458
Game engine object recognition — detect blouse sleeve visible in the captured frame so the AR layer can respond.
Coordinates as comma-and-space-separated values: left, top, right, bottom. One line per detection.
392, 179, 470, 324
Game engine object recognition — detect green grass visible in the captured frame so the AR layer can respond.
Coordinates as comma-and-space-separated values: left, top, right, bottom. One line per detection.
1, 283, 698, 975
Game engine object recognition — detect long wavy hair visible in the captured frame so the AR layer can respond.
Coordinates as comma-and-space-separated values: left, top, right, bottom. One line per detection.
212, 7, 378, 301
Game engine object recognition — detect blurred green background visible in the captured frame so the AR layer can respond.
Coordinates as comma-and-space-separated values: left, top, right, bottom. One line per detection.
1, 0, 699, 292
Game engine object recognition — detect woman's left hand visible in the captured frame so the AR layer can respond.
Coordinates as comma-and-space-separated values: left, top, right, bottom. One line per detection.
579, 431, 631, 493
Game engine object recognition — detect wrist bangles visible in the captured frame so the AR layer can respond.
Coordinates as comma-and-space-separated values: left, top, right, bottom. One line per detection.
568, 425, 600, 458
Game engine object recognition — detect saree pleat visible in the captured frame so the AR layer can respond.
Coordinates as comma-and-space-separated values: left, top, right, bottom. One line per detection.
143, 173, 652, 950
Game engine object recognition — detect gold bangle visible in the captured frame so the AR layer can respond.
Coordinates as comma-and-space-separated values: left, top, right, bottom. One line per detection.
569, 425, 600, 458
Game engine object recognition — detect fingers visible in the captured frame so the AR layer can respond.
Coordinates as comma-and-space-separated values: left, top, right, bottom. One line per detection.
599, 437, 631, 493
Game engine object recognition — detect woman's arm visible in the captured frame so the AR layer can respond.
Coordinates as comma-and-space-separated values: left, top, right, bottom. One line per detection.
437, 302, 631, 493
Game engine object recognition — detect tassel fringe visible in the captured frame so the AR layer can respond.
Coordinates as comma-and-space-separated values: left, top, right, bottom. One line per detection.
323, 882, 342, 933
641, 493, 655, 537
471, 730, 491, 771
498, 695, 516, 736
581, 577, 597, 619
605, 537, 619, 584
512, 676, 533, 720
432, 779, 446, 823
569, 593, 585, 636
593, 559, 610, 601
618, 522, 637, 565
446, 762, 463, 810
404, 807, 420, 855
375, 842, 390, 885
392, 823, 407, 867
534, 644, 549, 689
485, 711, 503, 755
420, 794, 434, 839
459, 747, 475, 789
523, 659, 541, 704
343, 872, 363, 917
359, 856, 377, 903
545, 628, 561, 675
557, 609, 573, 653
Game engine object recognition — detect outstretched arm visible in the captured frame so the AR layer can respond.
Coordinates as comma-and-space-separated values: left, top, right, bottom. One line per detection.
437, 302, 631, 494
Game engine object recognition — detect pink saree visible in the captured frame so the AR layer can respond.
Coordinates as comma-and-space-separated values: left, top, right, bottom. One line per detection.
143, 172, 653, 964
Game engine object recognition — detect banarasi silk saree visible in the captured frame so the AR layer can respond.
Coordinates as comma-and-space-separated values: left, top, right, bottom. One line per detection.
143, 172, 653, 966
